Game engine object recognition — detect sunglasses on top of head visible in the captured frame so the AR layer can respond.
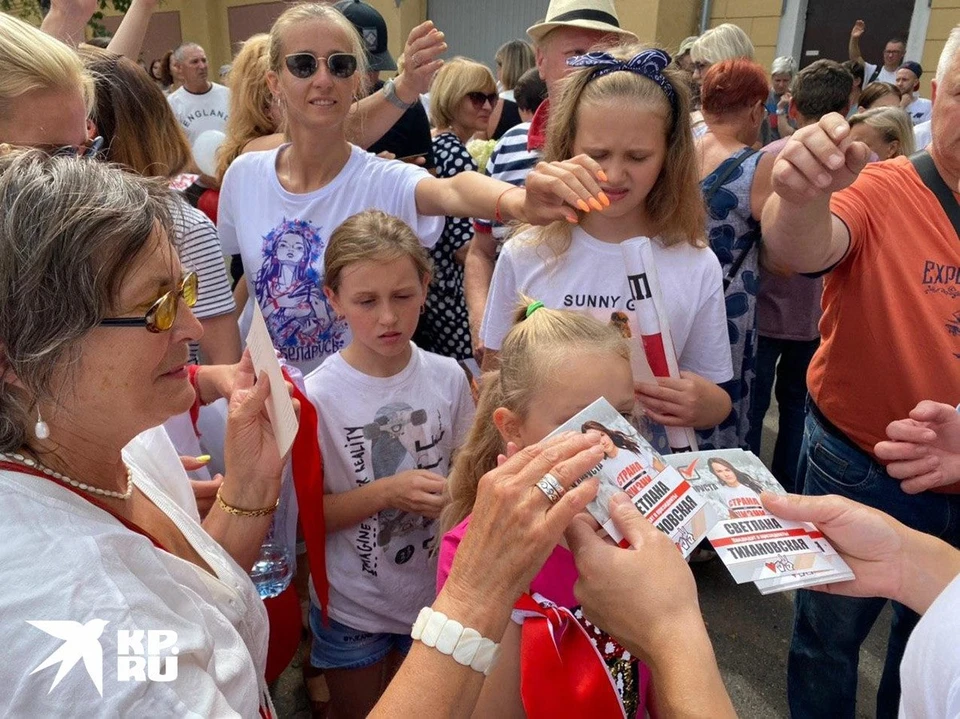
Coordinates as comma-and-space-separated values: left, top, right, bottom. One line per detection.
467, 92, 498, 109
284, 52, 358, 80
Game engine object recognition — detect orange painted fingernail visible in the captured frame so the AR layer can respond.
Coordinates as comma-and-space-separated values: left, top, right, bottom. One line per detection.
598, 192, 610, 207
576, 199, 591, 213
566, 214, 579, 224
597, 170, 608, 182
589, 197, 603, 211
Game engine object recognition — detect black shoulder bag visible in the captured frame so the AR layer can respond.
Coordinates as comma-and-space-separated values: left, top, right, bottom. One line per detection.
909, 150, 960, 237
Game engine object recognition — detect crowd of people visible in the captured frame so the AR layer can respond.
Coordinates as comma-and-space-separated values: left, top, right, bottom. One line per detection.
0, 0, 958, 716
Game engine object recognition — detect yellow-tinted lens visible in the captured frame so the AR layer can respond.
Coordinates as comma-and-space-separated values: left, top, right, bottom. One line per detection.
149, 292, 178, 332
182, 271, 198, 308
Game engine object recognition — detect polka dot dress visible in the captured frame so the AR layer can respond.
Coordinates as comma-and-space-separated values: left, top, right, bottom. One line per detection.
416, 132, 475, 360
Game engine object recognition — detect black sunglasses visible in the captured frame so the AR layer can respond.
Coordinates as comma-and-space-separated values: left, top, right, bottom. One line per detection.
31, 135, 104, 159
284, 52, 358, 80
466, 92, 498, 109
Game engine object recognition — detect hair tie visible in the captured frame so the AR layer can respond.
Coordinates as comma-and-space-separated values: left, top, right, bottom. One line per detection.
566, 49, 678, 118
525, 300, 545, 318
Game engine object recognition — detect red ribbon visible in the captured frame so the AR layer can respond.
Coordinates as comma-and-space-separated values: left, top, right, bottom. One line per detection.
282, 369, 329, 624
516, 593, 626, 719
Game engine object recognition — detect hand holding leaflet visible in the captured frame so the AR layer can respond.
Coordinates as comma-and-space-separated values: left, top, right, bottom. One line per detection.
547, 398, 718, 558
620, 238, 698, 452
246, 302, 300, 457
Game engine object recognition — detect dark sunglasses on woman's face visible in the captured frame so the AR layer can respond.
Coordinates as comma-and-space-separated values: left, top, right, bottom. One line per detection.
466, 92, 498, 109
284, 52, 358, 80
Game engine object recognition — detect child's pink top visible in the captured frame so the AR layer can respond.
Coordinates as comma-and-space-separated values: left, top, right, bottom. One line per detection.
437, 515, 579, 607
437, 514, 652, 718
437, 516, 579, 609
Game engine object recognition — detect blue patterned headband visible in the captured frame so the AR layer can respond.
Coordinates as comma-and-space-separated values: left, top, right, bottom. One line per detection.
567, 49, 678, 117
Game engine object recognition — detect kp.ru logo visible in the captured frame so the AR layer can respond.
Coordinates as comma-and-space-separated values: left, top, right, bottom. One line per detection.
28, 619, 179, 696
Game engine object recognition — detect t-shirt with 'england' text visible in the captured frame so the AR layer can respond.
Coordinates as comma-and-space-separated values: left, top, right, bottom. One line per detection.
167, 82, 230, 147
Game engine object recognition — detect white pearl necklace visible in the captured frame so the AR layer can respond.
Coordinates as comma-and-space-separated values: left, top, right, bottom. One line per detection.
0, 451, 134, 500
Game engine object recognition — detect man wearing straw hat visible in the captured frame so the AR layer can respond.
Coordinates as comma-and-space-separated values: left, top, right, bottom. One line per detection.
466, 0, 637, 361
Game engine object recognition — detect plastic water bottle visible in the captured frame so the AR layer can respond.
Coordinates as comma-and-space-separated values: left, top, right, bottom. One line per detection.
249, 519, 293, 599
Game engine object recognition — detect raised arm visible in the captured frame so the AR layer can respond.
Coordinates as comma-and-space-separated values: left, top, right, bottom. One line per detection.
416, 156, 605, 226
849, 20, 866, 63
760, 113, 871, 273
40, 0, 97, 46
106, 0, 160, 59
346, 21, 445, 149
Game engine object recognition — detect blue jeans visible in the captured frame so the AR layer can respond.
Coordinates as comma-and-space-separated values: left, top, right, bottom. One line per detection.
747, 336, 818, 493
787, 405, 960, 718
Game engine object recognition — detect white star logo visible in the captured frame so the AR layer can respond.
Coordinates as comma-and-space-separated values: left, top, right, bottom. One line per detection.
28, 619, 108, 696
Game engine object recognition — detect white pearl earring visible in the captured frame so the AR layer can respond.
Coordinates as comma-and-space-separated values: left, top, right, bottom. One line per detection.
35, 408, 50, 440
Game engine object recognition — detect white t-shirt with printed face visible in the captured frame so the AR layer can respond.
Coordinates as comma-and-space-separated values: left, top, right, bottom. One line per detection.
480, 227, 734, 384
305, 345, 475, 634
167, 83, 230, 147
218, 144, 443, 375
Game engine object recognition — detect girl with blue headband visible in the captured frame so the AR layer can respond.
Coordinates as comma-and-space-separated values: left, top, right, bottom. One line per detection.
481, 42, 734, 439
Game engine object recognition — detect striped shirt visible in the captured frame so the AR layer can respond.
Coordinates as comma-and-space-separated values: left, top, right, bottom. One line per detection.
474, 122, 541, 240
170, 197, 236, 363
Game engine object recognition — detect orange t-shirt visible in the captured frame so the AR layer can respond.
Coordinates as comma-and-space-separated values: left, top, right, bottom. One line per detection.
809, 156, 960, 457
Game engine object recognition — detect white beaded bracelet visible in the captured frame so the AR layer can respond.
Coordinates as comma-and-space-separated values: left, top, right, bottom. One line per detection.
411, 607, 501, 676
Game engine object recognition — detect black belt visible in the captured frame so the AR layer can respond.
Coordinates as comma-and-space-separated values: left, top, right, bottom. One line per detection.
808, 401, 865, 455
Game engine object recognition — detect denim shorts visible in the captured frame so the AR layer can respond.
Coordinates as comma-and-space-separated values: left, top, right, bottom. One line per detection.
308, 604, 413, 671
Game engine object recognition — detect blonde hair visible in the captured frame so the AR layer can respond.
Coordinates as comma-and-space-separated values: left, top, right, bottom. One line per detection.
217, 34, 277, 181
849, 106, 915, 157
532, 42, 705, 257
0, 13, 95, 125
690, 23, 755, 65
268, 2, 369, 82
324, 210, 432, 292
429, 57, 497, 129
438, 301, 630, 538
496, 39, 535, 91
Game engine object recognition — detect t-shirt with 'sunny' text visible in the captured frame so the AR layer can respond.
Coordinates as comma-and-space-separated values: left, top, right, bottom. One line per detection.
167, 83, 230, 147
811, 155, 960, 456
480, 227, 734, 385
305, 345, 474, 634
217, 144, 443, 375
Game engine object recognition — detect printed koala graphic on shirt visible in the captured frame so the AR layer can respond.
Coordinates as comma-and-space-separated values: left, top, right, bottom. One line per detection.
362, 402, 447, 562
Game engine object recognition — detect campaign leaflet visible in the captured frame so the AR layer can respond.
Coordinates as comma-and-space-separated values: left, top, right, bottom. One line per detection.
662, 449, 854, 592
548, 398, 719, 558
619, 237, 698, 453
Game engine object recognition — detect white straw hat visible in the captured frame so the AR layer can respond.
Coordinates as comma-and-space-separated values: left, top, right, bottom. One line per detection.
527, 0, 638, 43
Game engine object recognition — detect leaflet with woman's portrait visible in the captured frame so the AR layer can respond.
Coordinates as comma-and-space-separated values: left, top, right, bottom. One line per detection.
662, 449, 854, 593
548, 398, 719, 558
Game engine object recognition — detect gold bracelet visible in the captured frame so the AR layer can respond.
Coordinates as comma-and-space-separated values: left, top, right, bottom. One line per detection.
216, 486, 279, 517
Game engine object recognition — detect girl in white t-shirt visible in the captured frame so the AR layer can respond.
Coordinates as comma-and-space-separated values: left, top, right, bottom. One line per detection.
437, 303, 653, 717
481, 43, 733, 433
304, 210, 475, 718
218, 2, 603, 376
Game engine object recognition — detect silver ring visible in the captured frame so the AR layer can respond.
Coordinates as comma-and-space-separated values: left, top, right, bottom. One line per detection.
535, 472, 566, 505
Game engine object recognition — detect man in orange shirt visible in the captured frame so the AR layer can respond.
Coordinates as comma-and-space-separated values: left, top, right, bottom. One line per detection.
761, 25, 960, 719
